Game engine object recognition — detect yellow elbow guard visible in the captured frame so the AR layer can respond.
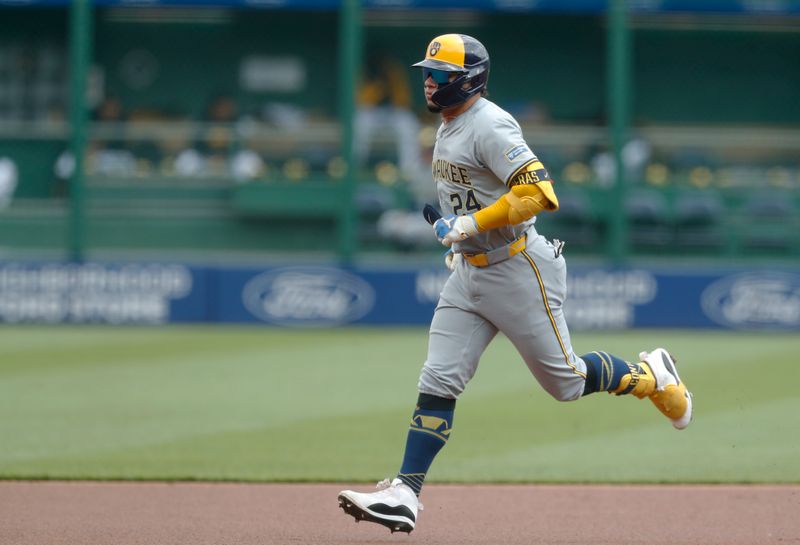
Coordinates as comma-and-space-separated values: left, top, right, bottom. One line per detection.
505, 182, 559, 223
472, 181, 559, 231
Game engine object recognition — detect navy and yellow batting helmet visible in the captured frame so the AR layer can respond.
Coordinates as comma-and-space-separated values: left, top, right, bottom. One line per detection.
412, 34, 490, 109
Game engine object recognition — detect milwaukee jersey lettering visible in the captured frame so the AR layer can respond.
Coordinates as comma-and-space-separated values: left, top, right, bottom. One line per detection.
432, 159, 472, 186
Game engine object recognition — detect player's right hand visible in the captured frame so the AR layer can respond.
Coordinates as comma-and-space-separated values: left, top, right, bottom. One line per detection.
433, 214, 479, 247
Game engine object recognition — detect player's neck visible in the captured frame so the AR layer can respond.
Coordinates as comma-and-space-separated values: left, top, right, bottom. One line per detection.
441, 95, 481, 124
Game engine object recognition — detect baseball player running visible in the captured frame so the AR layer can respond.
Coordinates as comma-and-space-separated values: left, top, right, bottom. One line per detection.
338, 34, 693, 534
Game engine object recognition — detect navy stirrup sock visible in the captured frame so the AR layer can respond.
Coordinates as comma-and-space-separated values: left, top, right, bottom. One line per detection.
397, 393, 455, 496
582, 351, 642, 396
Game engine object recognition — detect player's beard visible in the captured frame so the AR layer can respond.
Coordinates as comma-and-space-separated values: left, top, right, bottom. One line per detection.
426, 102, 442, 113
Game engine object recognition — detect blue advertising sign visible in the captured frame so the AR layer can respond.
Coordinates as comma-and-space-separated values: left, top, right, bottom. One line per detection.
216, 265, 443, 325
1, 261, 798, 330
0, 262, 202, 324
699, 271, 800, 330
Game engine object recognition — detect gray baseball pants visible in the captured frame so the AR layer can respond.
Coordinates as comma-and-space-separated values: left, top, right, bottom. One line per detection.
418, 228, 588, 402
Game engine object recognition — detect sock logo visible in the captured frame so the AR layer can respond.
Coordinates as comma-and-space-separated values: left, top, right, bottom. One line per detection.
411, 414, 451, 442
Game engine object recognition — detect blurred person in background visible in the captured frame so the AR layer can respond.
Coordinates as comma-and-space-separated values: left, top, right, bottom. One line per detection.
360, 53, 438, 247
173, 94, 263, 181
88, 96, 137, 176
590, 135, 652, 187
356, 53, 432, 201
53, 96, 136, 192
0, 157, 18, 209
174, 94, 238, 177
203, 94, 237, 174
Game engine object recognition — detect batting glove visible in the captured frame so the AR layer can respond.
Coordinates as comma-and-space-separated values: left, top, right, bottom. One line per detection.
444, 249, 463, 271
433, 214, 479, 247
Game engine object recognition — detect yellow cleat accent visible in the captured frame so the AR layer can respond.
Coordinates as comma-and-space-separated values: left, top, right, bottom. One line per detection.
639, 349, 693, 430
650, 382, 689, 421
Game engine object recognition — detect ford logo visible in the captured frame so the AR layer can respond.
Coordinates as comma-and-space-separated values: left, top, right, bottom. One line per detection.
242, 267, 375, 326
701, 272, 800, 330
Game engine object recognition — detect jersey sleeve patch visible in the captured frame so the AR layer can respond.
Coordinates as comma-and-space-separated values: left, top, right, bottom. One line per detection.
504, 144, 531, 163
506, 159, 552, 187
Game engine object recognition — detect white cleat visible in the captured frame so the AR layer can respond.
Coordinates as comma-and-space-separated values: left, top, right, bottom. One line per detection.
639, 348, 693, 430
338, 478, 421, 534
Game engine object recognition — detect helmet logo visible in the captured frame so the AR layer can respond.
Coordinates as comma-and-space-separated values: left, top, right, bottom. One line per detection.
429, 41, 441, 57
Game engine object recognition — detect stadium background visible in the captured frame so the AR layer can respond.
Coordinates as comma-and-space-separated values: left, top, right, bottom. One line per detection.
1, 0, 799, 494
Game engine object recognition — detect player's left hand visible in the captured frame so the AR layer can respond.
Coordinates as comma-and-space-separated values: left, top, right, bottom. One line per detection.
444, 249, 463, 271
433, 214, 479, 247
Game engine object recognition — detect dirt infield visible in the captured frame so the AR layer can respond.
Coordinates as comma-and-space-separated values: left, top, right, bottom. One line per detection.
1, 481, 798, 545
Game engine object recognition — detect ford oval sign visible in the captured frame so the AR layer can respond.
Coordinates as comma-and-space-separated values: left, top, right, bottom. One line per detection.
701, 272, 800, 330
242, 267, 375, 326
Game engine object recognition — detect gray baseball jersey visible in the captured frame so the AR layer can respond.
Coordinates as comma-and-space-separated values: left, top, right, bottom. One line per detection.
432, 98, 537, 254
419, 97, 588, 401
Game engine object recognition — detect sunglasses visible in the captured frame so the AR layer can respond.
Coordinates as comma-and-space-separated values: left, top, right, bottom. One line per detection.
423, 68, 455, 85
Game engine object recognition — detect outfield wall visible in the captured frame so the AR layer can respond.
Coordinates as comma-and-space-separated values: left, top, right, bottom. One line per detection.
1, 262, 798, 331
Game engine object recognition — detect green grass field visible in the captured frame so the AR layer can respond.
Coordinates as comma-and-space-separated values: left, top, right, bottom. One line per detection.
0, 326, 798, 483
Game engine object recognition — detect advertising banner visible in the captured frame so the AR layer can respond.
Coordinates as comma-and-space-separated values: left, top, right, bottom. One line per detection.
0, 262, 206, 324
1, 262, 798, 330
